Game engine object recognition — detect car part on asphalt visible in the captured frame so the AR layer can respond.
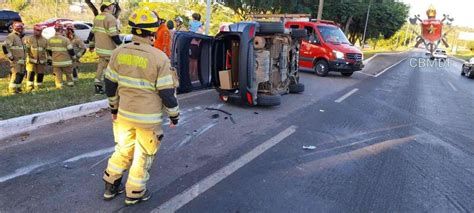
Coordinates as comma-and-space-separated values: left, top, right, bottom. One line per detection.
289, 83, 305, 93
302, 145, 317, 150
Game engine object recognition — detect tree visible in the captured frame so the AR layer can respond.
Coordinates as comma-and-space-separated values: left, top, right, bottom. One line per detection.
222, 0, 409, 45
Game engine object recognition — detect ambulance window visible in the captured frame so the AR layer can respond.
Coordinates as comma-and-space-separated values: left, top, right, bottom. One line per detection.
304, 26, 318, 42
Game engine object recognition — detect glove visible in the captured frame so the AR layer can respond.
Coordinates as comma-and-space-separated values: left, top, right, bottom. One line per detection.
169, 114, 179, 125
47, 59, 52, 66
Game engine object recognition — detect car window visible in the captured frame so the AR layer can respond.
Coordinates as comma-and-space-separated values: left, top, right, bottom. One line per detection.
74, 24, 89, 30
317, 25, 350, 44
0, 12, 7, 19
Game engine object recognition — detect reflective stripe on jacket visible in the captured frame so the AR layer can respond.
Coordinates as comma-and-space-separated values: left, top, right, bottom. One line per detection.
92, 12, 119, 57
24, 35, 48, 64
4, 32, 26, 64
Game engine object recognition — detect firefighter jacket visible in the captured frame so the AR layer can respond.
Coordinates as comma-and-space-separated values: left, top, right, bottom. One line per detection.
47, 34, 76, 67
153, 23, 171, 57
92, 11, 119, 57
24, 35, 48, 64
104, 35, 180, 131
3, 32, 26, 65
71, 35, 86, 59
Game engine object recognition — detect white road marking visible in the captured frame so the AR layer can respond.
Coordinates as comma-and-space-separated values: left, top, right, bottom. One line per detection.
374, 57, 408, 77
152, 125, 298, 213
335, 88, 359, 103
63, 147, 114, 163
0, 161, 53, 183
447, 81, 458, 92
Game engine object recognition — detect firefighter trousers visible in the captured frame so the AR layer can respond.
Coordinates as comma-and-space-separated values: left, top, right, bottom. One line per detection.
95, 56, 110, 86
53, 66, 73, 89
26, 63, 46, 87
9, 63, 26, 90
103, 122, 162, 198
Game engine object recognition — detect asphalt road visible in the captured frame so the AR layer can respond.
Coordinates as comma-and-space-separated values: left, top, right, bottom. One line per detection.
1, 50, 473, 212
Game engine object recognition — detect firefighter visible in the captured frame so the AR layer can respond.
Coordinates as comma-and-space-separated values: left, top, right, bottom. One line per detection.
2, 22, 27, 94
46, 23, 77, 89
102, 7, 180, 206
24, 24, 48, 91
65, 24, 86, 82
174, 16, 186, 32
153, 16, 171, 57
88, 1, 122, 94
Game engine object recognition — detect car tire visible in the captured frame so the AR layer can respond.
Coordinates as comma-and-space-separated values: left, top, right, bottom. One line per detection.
341, 72, 353, 77
290, 29, 307, 39
461, 66, 465, 76
314, 60, 329, 77
257, 22, 285, 34
289, 83, 305, 93
7, 24, 13, 33
257, 94, 281, 106
468, 70, 474, 79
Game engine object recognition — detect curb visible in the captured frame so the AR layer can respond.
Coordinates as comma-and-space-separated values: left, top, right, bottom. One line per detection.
0, 99, 108, 141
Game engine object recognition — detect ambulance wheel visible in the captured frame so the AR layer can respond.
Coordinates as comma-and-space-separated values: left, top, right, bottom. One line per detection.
257, 94, 281, 106
257, 22, 285, 34
314, 60, 329, 77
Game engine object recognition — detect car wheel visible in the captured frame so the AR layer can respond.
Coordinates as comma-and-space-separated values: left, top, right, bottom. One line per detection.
257, 22, 285, 34
289, 83, 305, 93
7, 24, 13, 33
461, 66, 465, 76
257, 94, 281, 106
290, 29, 307, 39
314, 60, 329, 77
468, 70, 474, 79
341, 72, 353, 77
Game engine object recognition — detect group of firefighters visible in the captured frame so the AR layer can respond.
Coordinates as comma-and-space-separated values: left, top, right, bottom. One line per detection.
2, 0, 205, 206
2, 21, 86, 93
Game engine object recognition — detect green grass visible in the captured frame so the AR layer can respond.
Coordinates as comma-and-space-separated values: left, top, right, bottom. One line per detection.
362, 48, 408, 60
0, 63, 105, 120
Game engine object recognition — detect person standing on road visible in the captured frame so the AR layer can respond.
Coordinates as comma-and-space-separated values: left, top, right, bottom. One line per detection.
102, 7, 180, 206
153, 16, 171, 57
2, 22, 27, 94
46, 23, 77, 89
88, 1, 122, 94
65, 24, 86, 82
24, 24, 48, 91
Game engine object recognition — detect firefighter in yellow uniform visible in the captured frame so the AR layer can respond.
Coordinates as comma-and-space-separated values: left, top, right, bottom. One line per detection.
88, 1, 122, 94
47, 23, 77, 89
2, 22, 27, 94
24, 24, 48, 91
65, 24, 86, 82
102, 8, 180, 206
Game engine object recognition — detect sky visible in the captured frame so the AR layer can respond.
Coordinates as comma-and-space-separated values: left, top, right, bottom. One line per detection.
400, 0, 474, 29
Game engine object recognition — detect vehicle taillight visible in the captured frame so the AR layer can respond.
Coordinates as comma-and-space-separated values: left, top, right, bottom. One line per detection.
249, 26, 255, 38
246, 92, 253, 105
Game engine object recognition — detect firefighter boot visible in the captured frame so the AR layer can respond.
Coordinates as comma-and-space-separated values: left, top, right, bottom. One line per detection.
72, 67, 79, 82
103, 176, 124, 201
125, 190, 152, 206
26, 71, 35, 92
95, 84, 104, 94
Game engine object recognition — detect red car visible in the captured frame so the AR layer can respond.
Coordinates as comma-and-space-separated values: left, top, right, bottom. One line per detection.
285, 20, 364, 77
37, 18, 73, 28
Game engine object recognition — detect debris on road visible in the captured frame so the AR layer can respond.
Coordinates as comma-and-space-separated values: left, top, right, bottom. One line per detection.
302, 145, 317, 150
254, 112, 259, 115
206, 107, 236, 124
320, 109, 325, 112
211, 114, 220, 119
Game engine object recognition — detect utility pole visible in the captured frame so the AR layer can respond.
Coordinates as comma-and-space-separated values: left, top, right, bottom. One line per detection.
317, 0, 324, 21
205, 0, 211, 35
361, 1, 371, 48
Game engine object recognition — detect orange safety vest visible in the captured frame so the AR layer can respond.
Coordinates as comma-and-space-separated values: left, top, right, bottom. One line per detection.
153, 24, 171, 57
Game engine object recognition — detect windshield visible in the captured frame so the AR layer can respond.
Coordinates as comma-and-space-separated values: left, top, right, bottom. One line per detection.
45, 18, 56, 24
317, 25, 350, 44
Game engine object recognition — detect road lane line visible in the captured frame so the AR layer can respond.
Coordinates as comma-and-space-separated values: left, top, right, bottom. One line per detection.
0, 161, 54, 183
63, 147, 114, 163
153, 125, 298, 213
335, 88, 359, 103
447, 81, 458, 92
374, 57, 408, 77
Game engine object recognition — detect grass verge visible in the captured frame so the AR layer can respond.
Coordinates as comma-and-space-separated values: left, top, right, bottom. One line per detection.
0, 63, 105, 120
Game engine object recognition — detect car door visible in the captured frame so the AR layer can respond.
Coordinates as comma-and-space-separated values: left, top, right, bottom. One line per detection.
171, 31, 215, 93
73, 23, 91, 42
0, 12, 7, 30
299, 25, 324, 70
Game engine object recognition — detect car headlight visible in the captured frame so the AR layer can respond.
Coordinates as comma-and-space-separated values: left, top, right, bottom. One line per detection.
333, 50, 344, 59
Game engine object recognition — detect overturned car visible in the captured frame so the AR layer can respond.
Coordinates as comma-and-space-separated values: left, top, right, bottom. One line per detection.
171, 21, 306, 106
461, 58, 474, 78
